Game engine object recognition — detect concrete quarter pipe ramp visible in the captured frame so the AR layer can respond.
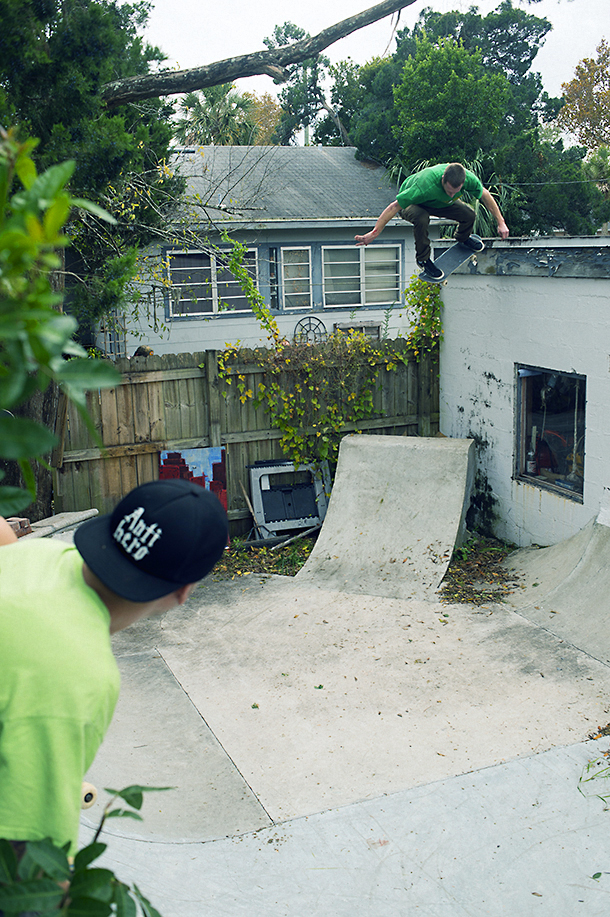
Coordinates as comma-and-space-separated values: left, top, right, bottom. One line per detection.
295, 434, 475, 600
505, 513, 610, 665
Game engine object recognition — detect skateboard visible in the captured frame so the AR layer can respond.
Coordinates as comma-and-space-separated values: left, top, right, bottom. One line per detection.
82, 781, 98, 809
418, 236, 485, 284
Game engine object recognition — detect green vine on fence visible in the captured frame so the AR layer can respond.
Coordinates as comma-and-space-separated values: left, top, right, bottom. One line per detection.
216, 240, 442, 468
402, 275, 444, 360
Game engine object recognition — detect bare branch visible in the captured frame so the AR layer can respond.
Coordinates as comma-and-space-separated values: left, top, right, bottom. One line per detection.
101, 0, 418, 107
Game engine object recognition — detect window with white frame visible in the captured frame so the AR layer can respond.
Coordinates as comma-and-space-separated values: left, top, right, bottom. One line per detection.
516, 364, 586, 500
168, 249, 257, 316
281, 248, 312, 309
322, 245, 400, 308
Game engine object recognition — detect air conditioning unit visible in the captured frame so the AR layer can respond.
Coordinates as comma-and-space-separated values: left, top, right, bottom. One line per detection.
248, 460, 331, 536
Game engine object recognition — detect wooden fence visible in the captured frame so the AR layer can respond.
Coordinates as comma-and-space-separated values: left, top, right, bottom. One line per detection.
52, 348, 439, 532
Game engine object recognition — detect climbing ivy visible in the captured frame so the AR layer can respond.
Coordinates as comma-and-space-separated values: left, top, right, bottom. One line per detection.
217, 243, 442, 468
402, 275, 444, 360
221, 331, 415, 467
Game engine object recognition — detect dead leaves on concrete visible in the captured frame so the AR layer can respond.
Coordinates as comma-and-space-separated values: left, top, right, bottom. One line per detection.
440, 534, 520, 606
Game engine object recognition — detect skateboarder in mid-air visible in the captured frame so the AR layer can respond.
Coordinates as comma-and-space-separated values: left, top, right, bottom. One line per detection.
355, 162, 509, 281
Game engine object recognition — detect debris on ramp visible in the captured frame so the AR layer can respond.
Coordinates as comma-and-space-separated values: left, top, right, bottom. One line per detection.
295, 434, 475, 600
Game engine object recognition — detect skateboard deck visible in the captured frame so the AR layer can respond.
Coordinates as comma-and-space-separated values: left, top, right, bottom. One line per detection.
418, 236, 485, 284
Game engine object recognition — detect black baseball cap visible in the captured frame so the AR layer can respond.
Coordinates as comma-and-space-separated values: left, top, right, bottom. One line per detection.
74, 479, 228, 602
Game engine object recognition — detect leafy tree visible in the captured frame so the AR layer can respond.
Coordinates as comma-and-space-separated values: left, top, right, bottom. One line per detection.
263, 22, 331, 145
242, 92, 283, 145
497, 137, 610, 235
174, 84, 258, 145
393, 36, 510, 166
558, 38, 610, 150
322, 1, 560, 163
396, 0, 552, 85
313, 58, 364, 147
0, 129, 119, 516
313, 2, 609, 236
346, 56, 403, 162
0, 0, 184, 341
584, 144, 610, 195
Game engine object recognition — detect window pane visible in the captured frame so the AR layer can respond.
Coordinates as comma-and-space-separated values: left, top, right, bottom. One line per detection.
169, 252, 213, 315
323, 248, 361, 306
364, 247, 400, 304
282, 248, 311, 309
516, 365, 585, 499
215, 251, 257, 312
284, 250, 309, 268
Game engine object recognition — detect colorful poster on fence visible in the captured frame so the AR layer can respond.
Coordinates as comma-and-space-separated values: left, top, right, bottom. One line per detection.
159, 447, 227, 510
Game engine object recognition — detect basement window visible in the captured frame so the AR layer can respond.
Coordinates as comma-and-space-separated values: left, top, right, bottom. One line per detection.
516, 365, 586, 500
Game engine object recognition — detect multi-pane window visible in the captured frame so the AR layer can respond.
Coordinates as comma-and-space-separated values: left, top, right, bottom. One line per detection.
516, 364, 586, 499
168, 250, 257, 316
281, 248, 312, 309
322, 246, 400, 307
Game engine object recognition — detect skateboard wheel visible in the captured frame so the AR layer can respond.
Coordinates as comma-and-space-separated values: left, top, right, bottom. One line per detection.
82, 782, 97, 809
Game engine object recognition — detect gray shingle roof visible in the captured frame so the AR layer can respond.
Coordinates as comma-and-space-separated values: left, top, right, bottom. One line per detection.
173, 146, 398, 223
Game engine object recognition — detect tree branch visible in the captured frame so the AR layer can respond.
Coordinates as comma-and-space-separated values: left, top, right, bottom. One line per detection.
102, 0, 418, 107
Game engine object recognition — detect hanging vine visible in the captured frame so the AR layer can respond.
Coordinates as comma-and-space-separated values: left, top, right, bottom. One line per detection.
402, 275, 444, 360
217, 239, 442, 468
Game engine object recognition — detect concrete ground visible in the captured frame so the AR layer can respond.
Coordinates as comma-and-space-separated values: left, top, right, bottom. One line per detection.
79, 572, 610, 916
71, 437, 610, 915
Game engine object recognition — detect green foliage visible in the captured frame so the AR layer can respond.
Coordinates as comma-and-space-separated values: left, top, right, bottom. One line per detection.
395, 0, 553, 86
402, 275, 443, 362
0, 0, 184, 341
220, 330, 412, 468
174, 85, 259, 146
222, 233, 283, 346
340, 56, 403, 164
0, 785, 169, 915
357, 0, 609, 237
263, 22, 330, 145
393, 36, 510, 166
495, 135, 610, 235
313, 59, 362, 147
578, 755, 610, 808
0, 128, 120, 515
217, 241, 435, 469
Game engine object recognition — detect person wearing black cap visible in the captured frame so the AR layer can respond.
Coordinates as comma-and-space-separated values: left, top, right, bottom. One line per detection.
0, 479, 228, 857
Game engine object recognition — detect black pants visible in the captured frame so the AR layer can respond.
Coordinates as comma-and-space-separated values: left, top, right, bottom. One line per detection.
400, 200, 476, 263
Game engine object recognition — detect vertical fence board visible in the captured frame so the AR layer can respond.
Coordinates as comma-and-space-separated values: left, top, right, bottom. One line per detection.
54, 349, 439, 521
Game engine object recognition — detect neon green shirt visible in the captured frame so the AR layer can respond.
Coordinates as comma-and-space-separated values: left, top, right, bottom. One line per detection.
0, 540, 120, 852
396, 163, 483, 210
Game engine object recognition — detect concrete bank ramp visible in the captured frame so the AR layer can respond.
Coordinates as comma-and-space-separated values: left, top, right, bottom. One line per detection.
295, 434, 475, 600
505, 513, 610, 665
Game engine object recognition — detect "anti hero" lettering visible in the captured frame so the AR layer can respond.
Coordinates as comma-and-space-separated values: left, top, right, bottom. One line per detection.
113, 507, 163, 561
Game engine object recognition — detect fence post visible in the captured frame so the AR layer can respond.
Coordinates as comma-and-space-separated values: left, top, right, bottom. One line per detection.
417, 352, 433, 437
205, 350, 222, 447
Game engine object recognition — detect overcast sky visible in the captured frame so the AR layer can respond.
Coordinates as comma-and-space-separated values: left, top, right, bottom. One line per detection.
143, 0, 607, 101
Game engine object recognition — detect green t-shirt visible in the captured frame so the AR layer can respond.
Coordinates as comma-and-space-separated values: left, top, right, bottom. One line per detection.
396, 163, 483, 210
0, 540, 120, 852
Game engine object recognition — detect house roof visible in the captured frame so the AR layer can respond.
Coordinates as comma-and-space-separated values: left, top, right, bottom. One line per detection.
172, 146, 398, 226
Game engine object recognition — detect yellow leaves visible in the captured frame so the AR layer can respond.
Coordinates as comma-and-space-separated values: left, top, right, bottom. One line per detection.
25, 213, 43, 242
558, 38, 610, 149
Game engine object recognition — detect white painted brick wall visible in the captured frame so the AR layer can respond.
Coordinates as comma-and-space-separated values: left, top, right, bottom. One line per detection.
439, 241, 610, 547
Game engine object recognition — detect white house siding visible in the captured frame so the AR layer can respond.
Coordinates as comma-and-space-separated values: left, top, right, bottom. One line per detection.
113, 222, 432, 356
439, 237, 610, 547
